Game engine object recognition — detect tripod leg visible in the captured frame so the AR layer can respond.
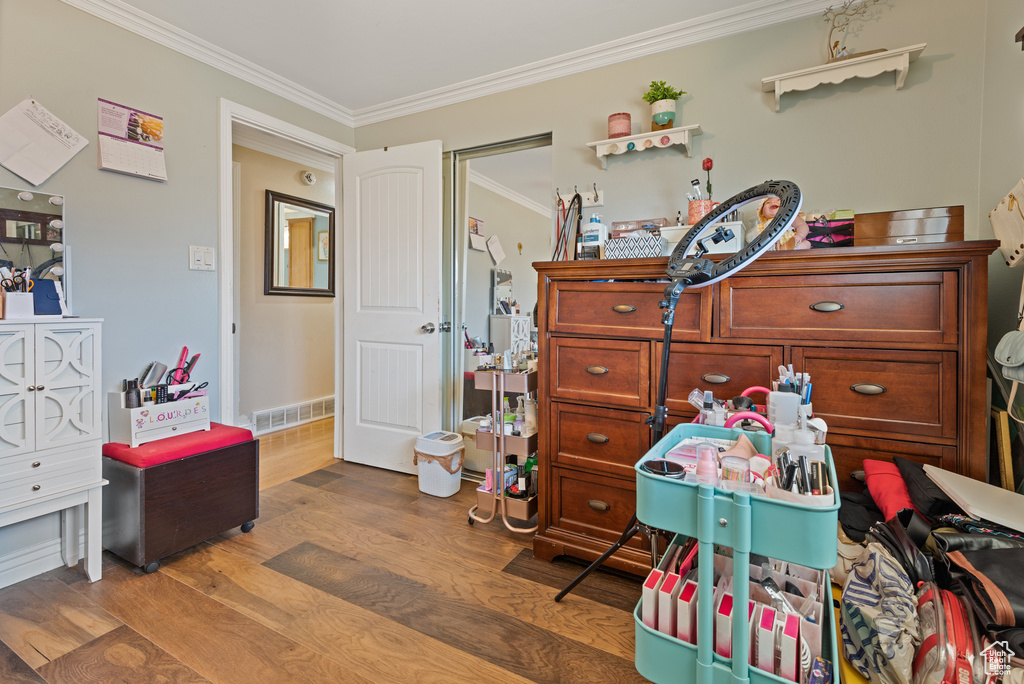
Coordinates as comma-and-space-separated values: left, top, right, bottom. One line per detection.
554, 513, 640, 602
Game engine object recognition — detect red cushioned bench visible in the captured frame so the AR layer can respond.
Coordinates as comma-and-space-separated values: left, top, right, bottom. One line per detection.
101, 423, 259, 573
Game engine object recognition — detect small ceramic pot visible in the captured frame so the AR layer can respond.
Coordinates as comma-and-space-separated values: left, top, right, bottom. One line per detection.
651, 99, 676, 129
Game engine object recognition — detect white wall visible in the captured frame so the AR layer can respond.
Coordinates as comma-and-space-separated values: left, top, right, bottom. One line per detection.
232, 145, 335, 420
980, 1, 1024, 414
0, 0, 352, 585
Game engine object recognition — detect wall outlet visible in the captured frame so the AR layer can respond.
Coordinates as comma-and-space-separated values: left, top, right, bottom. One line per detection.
189, 245, 215, 271
557, 189, 604, 208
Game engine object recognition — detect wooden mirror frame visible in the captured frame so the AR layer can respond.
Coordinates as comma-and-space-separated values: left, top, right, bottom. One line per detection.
264, 190, 335, 297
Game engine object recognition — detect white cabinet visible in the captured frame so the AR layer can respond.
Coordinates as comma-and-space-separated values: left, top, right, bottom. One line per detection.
489, 314, 532, 355
0, 320, 105, 583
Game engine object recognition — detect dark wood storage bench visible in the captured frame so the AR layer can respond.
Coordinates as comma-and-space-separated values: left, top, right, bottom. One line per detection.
101, 423, 259, 573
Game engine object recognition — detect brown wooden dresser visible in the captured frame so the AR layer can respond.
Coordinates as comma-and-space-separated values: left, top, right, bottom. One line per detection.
532, 240, 998, 575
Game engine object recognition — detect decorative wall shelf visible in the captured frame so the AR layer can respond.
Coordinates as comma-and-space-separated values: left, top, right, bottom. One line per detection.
761, 43, 926, 112
587, 124, 702, 169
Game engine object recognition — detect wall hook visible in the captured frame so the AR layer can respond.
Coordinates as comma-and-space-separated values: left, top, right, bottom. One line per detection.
593, 182, 599, 198
574, 185, 578, 194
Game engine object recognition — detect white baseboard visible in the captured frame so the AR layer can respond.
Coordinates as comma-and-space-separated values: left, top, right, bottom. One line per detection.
0, 532, 81, 589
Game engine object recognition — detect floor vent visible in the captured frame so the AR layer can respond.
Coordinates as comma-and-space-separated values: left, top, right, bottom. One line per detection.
251, 396, 335, 436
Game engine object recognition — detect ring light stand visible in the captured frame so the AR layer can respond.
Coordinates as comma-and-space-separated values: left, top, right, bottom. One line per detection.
554, 180, 802, 602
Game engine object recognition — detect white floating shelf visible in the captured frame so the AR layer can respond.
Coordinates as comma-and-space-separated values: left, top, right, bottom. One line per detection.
587, 124, 702, 169
761, 43, 926, 112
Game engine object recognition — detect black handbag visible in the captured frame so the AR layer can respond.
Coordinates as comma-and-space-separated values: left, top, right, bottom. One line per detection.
866, 508, 935, 585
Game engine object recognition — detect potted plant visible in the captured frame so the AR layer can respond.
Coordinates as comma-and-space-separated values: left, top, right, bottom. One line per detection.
642, 80, 686, 131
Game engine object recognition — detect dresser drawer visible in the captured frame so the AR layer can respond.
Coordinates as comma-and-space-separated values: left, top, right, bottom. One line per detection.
794, 347, 957, 441
719, 271, 957, 344
549, 338, 650, 409
0, 444, 98, 481
551, 467, 646, 551
550, 403, 650, 477
549, 281, 708, 341
655, 342, 784, 415
825, 434, 955, 493
0, 454, 100, 508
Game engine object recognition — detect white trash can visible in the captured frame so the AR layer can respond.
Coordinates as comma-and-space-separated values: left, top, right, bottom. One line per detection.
414, 431, 464, 497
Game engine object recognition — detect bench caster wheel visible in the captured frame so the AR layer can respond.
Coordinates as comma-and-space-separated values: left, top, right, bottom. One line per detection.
143, 561, 160, 574
240, 521, 255, 533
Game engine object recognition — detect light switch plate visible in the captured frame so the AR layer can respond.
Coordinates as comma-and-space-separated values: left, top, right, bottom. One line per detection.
189, 245, 215, 271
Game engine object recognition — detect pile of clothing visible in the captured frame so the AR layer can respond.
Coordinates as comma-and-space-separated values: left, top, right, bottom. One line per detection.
835, 456, 1023, 684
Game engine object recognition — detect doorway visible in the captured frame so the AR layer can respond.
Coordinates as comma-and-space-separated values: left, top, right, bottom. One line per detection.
217, 100, 352, 438
445, 134, 553, 459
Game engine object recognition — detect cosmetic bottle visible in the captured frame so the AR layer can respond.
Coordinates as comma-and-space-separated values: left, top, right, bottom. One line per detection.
125, 379, 141, 409
690, 442, 719, 485
699, 390, 715, 425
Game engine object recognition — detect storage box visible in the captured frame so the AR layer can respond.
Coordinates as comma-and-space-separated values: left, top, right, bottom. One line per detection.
475, 485, 536, 520
108, 391, 211, 448
459, 416, 491, 473
661, 221, 746, 257
854, 205, 964, 246
605, 234, 663, 259
2, 291, 34, 319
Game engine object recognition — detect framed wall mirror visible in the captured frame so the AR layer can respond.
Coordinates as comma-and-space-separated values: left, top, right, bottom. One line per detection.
0, 185, 67, 304
265, 190, 335, 296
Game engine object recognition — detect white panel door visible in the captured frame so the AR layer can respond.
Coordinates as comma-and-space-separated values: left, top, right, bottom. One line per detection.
343, 141, 442, 473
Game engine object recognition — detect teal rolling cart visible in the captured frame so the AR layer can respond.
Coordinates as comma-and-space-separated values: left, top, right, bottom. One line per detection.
633, 423, 842, 684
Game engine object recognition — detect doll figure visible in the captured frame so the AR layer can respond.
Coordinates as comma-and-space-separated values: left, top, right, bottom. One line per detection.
756, 197, 811, 250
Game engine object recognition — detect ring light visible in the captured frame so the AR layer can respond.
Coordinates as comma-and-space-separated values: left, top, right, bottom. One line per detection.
666, 180, 802, 289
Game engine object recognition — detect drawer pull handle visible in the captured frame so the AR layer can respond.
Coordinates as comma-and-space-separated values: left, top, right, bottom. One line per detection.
588, 500, 610, 512
702, 373, 730, 384
586, 433, 609, 444
810, 301, 844, 312
851, 383, 887, 395
896, 237, 918, 244
585, 365, 609, 375
32, 485, 41, 491
612, 304, 636, 313
31, 461, 40, 468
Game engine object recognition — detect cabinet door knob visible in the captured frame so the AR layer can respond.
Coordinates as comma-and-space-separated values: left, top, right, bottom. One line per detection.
32, 485, 41, 491
31, 461, 40, 468
35, 385, 43, 391
585, 365, 609, 375
27, 386, 35, 392
612, 304, 636, 313
701, 373, 730, 384
809, 301, 844, 312
851, 383, 887, 395
587, 499, 610, 512
586, 433, 609, 444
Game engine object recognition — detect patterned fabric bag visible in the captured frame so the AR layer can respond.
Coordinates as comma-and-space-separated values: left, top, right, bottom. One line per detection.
841, 542, 921, 684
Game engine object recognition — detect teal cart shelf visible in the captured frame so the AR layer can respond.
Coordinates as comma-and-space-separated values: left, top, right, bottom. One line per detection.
633, 423, 841, 684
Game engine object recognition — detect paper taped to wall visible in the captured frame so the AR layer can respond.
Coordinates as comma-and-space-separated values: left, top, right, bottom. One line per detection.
0, 99, 88, 186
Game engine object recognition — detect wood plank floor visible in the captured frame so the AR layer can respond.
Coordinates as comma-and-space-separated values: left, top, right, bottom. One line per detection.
0, 419, 644, 683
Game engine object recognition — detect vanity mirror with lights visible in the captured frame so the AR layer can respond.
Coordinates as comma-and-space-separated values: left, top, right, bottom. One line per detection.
264, 190, 334, 297
0, 185, 68, 308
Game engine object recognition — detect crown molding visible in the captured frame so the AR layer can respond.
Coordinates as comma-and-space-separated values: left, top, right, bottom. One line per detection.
469, 170, 551, 218
352, 0, 838, 126
59, 0, 356, 127
232, 125, 339, 173
62, 0, 834, 129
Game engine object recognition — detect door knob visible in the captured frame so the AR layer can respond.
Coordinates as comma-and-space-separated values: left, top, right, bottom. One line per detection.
421, 323, 436, 334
